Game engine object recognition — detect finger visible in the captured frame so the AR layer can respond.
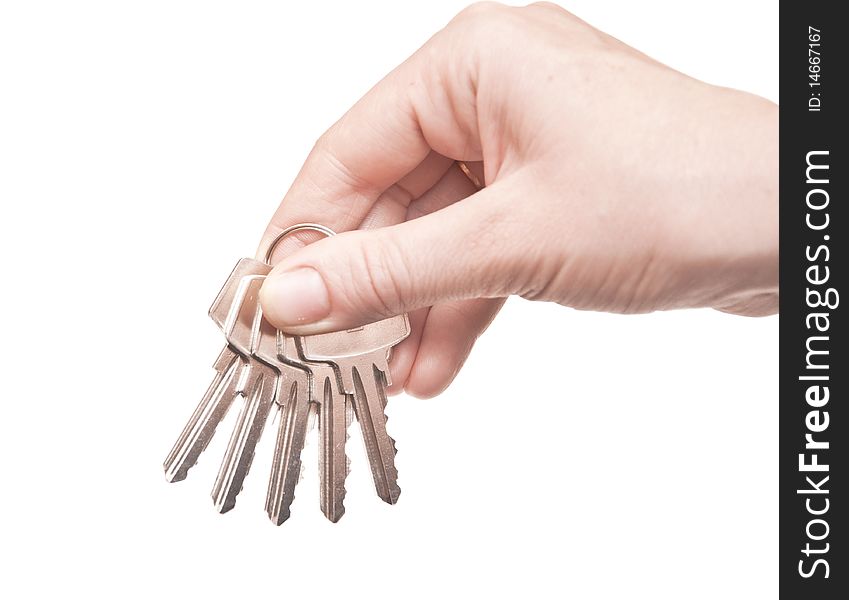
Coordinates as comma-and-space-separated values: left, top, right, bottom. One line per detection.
258, 29, 482, 258
404, 297, 506, 399
259, 179, 525, 334
265, 151, 453, 260
360, 153, 455, 231
386, 307, 429, 396
385, 160, 482, 395
406, 160, 482, 220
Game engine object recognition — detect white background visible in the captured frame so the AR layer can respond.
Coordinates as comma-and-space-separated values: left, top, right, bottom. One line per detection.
0, 1, 778, 598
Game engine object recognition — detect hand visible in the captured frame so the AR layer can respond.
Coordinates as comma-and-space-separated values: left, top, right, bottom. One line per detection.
257, 2, 778, 398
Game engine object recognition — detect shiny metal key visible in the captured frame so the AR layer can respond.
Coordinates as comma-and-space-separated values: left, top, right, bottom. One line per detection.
298, 315, 410, 505
164, 259, 269, 484
280, 332, 351, 523
163, 346, 242, 483
208, 261, 279, 514
251, 286, 313, 526
262, 344, 311, 525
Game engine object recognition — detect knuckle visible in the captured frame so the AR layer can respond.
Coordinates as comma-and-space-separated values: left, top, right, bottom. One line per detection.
525, 1, 565, 13
311, 127, 377, 195
311, 129, 333, 158
457, 1, 505, 20
452, 2, 513, 39
522, 2, 581, 28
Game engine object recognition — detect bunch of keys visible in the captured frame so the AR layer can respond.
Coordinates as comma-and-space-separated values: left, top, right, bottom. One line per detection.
163, 224, 410, 524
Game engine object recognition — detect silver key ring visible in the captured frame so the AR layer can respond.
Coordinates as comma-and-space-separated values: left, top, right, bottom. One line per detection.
264, 222, 336, 264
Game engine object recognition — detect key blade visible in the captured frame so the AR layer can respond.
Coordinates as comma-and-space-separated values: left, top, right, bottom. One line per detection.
265, 369, 311, 525
318, 369, 349, 523
164, 347, 242, 483
211, 364, 276, 513
252, 296, 316, 524
351, 361, 400, 504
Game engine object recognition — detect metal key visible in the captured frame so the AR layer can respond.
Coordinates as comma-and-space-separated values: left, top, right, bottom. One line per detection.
163, 346, 242, 483
243, 266, 314, 525
297, 315, 410, 505
164, 259, 270, 484
208, 261, 280, 514
279, 331, 351, 523
262, 338, 312, 525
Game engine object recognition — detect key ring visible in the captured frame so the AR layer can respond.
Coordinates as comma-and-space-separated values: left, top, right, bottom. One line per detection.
264, 223, 337, 264
456, 161, 483, 190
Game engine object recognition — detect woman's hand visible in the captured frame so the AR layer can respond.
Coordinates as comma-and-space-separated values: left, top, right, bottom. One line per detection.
258, 2, 778, 398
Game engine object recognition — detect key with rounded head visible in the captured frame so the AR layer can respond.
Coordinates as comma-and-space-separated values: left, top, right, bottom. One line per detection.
164, 259, 269, 484
297, 315, 410, 505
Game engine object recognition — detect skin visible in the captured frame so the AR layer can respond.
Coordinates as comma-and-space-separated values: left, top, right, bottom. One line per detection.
257, 2, 778, 399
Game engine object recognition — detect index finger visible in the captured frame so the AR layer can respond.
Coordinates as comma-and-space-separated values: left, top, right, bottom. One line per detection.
258, 24, 482, 260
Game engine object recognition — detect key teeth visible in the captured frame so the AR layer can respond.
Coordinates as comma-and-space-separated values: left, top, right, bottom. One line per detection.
383, 409, 401, 504
267, 402, 314, 527
326, 509, 345, 523
322, 429, 351, 524
382, 467, 401, 505
335, 412, 354, 518
325, 443, 350, 522
266, 468, 298, 526
265, 475, 292, 525
164, 417, 222, 483
213, 483, 243, 514
165, 465, 190, 483
269, 466, 299, 524
164, 349, 242, 487
322, 502, 346, 523
384, 410, 398, 457
345, 419, 352, 473
163, 435, 212, 483
267, 491, 292, 525
269, 509, 291, 526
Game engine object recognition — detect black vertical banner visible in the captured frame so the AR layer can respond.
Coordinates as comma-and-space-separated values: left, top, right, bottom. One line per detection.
780, 2, 847, 598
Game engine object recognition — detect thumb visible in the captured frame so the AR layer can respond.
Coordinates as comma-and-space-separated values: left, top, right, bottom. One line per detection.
259, 183, 524, 335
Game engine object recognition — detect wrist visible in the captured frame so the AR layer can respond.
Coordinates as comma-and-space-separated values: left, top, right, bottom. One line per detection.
665, 92, 779, 316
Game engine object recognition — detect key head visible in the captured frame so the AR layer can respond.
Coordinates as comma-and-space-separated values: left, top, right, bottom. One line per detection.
297, 314, 410, 363
253, 306, 303, 374
209, 258, 271, 354
252, 304, 278, 366
227, 271, 311, 378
